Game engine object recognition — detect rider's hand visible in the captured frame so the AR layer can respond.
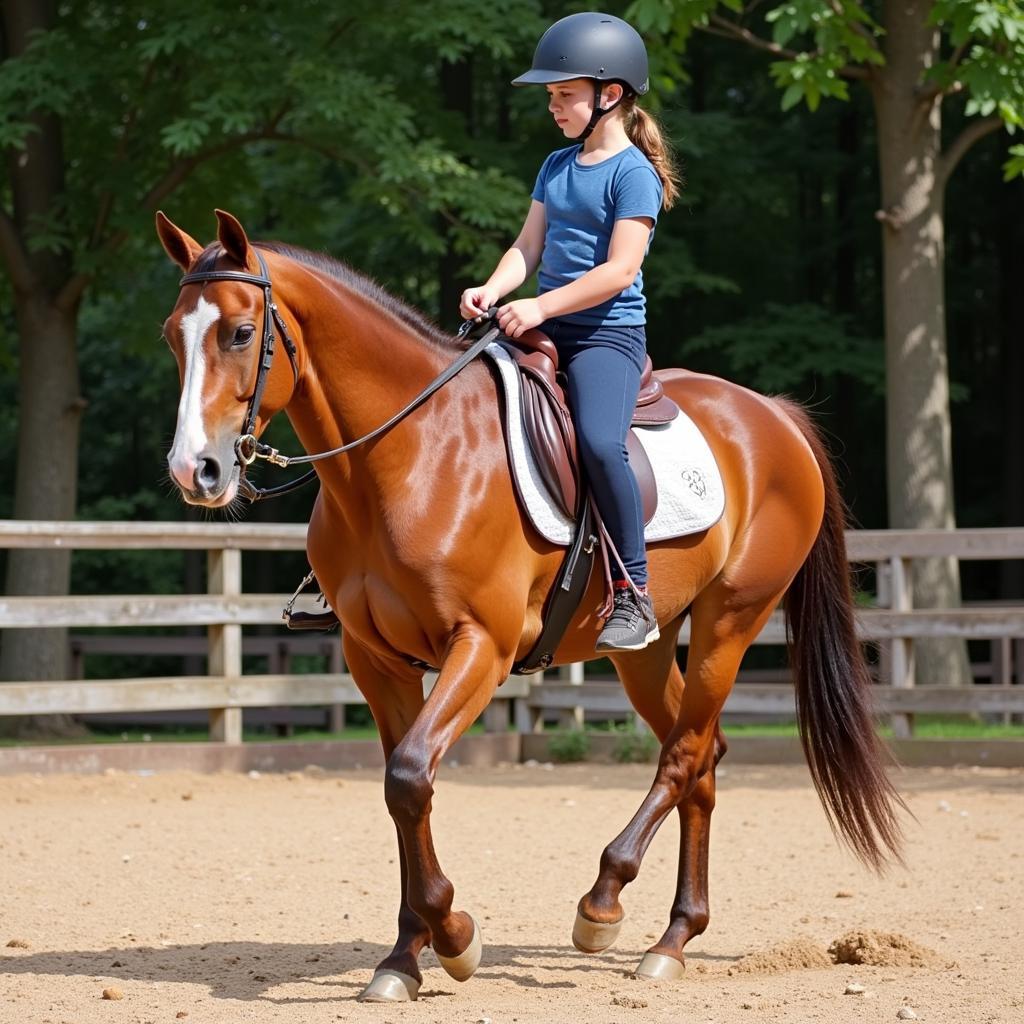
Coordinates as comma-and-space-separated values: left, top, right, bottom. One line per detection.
460, 285, 498, 320
497, 298, 545, 339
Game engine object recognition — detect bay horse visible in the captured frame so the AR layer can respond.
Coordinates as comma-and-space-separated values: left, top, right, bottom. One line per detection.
156, 209, 903, 1002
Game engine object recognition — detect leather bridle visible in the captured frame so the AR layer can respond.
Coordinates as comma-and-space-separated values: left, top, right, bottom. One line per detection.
177, 249, 499, 503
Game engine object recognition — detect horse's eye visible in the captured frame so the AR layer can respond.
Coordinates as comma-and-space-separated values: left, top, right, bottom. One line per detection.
233, 325, 256, 347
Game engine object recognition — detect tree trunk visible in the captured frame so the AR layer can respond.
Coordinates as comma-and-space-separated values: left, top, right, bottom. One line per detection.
0, 295, 86, 737
0, 0, 87, 737
872, 0, 970, 687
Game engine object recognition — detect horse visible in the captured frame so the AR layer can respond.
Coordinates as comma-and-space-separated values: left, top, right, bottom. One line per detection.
156, 209, 903, 1002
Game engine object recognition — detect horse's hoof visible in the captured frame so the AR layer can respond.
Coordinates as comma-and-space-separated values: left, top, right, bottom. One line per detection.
436, 916, 482, 982
634, 951, 685, 981
572, 910, 623, 953
356, 969, 420, 1002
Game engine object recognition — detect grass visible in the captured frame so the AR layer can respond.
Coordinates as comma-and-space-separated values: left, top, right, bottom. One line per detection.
720, 716, 1024, 740
1, 716, 1021, 748
0, 725, 383, 747
577, 715, 1024, 740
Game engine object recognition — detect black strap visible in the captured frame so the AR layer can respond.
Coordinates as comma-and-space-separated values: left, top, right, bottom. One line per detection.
180, 252, 300, 447
247, 320, 501, 468
238, 312, 500, 500
574, 81, 627, 143
237, 469, 319, 503
512, 498, 598, 675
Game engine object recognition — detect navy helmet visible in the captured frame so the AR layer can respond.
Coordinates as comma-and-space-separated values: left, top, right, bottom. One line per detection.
512, 12, 649, 97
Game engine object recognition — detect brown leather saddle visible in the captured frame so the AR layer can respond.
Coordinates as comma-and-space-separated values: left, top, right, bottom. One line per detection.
499, 327, 680, 525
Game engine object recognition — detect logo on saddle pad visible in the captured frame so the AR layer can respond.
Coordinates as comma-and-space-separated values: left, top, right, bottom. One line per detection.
681, 468, 707, 498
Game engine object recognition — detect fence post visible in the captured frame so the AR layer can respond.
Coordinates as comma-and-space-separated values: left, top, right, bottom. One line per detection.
558, 661, 585, 730
876, 559, 891, 686
515, 671, 546, 733
208, 547, 243, 744
329, 638, 347, 733
889, 554, 914, 738
483, 695, 511, 733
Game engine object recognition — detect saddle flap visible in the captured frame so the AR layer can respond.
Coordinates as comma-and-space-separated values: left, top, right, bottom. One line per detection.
519, 366, 579, 518
498, 341, 658, 527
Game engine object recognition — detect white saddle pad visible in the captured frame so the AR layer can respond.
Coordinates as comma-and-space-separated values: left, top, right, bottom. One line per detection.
485, 343, 726, 547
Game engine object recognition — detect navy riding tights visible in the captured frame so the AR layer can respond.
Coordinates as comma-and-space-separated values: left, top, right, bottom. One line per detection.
540, 319, 648, 588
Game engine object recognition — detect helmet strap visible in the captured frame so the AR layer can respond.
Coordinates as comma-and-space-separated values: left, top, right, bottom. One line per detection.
573, 80, 627, 142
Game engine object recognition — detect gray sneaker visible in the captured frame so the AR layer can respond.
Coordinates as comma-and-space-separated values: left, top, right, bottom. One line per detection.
596, 588, 660, 652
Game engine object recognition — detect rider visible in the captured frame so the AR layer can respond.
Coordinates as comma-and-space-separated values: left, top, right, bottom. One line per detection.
460, 12, 679, 652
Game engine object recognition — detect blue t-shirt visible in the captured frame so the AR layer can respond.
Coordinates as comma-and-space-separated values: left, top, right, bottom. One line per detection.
531, 144, 662, 326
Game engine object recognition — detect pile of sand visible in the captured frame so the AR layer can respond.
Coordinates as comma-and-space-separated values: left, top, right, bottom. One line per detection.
828, 930, 945, 968
729, 937, 833, 974
729, 930, 947, 976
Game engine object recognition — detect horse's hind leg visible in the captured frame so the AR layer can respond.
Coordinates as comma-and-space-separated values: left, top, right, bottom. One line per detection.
635, 723, 727, 979
342, 639, 430, 1003
578, 579, 783, 978
572, 618, 686, 953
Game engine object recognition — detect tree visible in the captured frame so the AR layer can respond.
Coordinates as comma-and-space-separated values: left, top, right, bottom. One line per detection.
634, 0, 1024, 687
0, 0, 536, 728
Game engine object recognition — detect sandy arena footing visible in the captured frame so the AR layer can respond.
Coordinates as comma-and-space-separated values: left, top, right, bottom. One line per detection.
2, 762, 1021, 1023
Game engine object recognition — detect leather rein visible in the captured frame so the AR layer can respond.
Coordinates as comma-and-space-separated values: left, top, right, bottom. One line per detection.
178, 251, 499, 503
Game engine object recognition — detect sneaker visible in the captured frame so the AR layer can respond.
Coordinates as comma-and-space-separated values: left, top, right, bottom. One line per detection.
596, 587, 660, 652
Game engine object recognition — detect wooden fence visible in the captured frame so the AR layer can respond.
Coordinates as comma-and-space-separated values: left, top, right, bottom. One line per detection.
2, 520, 1023, 743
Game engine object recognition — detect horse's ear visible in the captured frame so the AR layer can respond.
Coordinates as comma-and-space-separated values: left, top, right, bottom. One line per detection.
155, 211, 203, 272
214, 209, 253, 269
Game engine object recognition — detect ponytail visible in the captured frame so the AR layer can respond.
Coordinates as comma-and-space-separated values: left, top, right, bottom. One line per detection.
622, 96, 681, 211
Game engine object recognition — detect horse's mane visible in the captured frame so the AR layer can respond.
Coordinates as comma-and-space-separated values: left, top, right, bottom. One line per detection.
192, 241, 464, 352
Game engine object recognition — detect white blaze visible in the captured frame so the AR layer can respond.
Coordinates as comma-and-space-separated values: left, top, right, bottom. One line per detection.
170, 296, 220, 472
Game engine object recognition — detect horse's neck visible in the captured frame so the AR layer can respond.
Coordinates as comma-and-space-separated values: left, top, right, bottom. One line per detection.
284, 278, 457, 501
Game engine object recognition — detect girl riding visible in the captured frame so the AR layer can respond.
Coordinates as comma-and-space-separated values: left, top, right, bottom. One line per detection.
460, 11, 679, 652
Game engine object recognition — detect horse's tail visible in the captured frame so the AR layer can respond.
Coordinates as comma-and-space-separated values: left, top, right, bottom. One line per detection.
778, 398, 906, 871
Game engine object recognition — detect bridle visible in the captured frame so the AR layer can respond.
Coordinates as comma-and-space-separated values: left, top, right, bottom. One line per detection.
179, 250, 314, 502
177, 249, 500, 503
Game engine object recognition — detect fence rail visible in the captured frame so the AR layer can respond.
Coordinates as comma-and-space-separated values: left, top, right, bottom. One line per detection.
3, 521, 1023, 743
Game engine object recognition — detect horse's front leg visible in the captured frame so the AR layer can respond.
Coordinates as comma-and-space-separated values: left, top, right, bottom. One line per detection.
341, 637, 431, 1003
384, 625, 508, 983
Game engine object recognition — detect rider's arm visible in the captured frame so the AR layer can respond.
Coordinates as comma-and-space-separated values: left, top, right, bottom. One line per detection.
535, 216, 653, 320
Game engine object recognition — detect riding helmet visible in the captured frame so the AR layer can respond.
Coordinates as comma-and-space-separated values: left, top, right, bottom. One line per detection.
512, 12, 649, 97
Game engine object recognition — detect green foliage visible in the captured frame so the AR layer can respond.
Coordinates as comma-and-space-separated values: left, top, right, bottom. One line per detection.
684, 303, 884, 394
929, 1, 1024, 147
0, 1, 540, 284
611, 723, 659, 763
548, 729, 591, 763
639, 1, 1024, 175
1005, 142, 1024, 178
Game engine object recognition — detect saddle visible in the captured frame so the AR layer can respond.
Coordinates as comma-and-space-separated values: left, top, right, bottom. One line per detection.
497, 328, 681, 674
500, 328, 680, 524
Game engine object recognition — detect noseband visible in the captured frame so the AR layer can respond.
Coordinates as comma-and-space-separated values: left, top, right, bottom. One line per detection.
177, 250, 500, 502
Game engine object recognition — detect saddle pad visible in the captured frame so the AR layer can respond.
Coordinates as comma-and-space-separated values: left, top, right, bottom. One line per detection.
485, 343, 725, 547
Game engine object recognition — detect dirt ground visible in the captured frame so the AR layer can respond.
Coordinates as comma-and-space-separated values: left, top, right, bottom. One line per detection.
1, 760, 1021, 1024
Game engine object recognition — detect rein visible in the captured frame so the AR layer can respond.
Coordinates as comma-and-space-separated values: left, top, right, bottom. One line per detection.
178, 251, 499, 502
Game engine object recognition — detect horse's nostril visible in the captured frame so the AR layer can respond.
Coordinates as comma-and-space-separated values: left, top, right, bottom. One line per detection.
195, 456, 221, 491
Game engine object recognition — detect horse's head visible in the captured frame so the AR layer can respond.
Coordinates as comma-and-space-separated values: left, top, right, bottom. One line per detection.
156, 209, 296, 507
